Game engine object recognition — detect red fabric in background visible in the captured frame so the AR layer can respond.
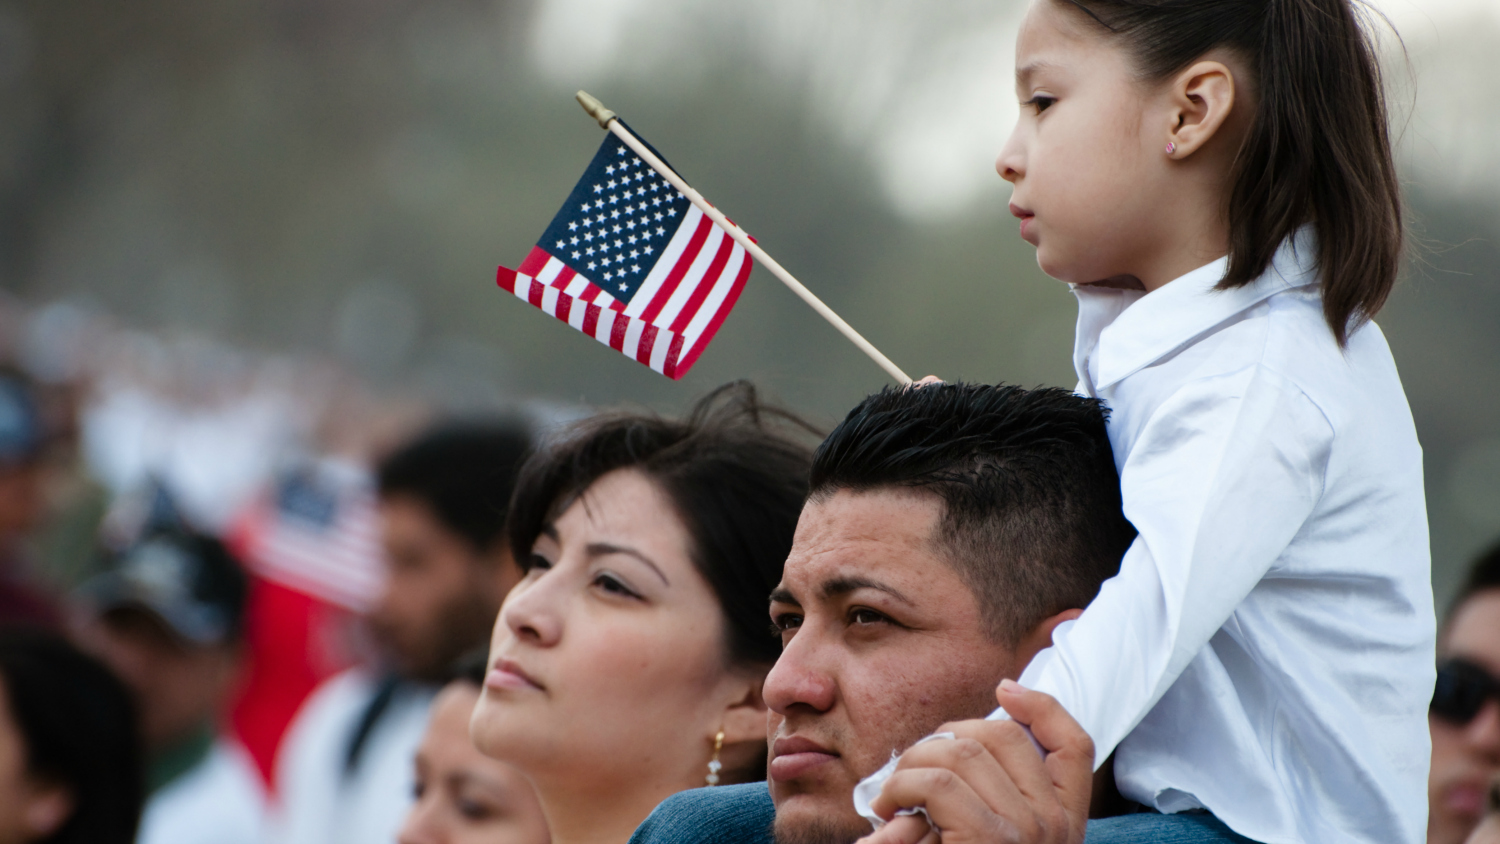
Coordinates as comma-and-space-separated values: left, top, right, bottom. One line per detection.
227, 576, 357, 793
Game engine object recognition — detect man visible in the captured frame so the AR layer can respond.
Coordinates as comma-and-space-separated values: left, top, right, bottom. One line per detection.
271, 420, 531, 844
631, 382, 1136, 844
73, 527, 265, 844
1429, 540, 1500, 844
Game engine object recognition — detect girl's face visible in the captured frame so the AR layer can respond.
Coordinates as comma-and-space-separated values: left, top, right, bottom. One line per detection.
997, 0, 1175, 286
470, 468, 748, 795
398, 683, 549, 844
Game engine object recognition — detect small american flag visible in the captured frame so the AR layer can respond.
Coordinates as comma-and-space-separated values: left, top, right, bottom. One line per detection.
496, 128, 751, 379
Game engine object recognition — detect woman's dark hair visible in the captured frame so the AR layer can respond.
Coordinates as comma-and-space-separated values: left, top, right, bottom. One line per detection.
507, 382, 817, 667
0, 631, 143, 844
1057, 0, 1401, 346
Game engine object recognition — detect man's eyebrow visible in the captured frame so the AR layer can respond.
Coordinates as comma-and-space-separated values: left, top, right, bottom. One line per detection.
585, 542, 670, 586
769, 588, 800, 607
820, 575, 915, 606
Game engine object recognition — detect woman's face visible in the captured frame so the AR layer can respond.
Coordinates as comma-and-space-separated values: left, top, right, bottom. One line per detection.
397, 683, 549, 844
470, 468, 743, 794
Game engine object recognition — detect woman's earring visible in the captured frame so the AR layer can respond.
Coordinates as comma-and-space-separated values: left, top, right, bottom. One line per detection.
706, 730, 725, 786
1165, 142, 1177, 155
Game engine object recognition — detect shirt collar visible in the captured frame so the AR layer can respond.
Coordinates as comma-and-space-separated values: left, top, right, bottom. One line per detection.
1073, 227, 1319, 392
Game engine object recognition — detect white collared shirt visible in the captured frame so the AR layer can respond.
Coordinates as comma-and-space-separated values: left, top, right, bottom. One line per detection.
853, 233, 1435, 842
1021, 230, 1434, 844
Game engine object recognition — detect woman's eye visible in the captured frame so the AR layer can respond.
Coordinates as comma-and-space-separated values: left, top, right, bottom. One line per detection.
1024, 95, 1056, 113
457, 797, 494, 820
592, 572, 640, 599
525, 552, 552, 573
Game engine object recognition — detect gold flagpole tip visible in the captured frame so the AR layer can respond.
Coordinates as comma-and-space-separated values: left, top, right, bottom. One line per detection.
575, 91, 616, 129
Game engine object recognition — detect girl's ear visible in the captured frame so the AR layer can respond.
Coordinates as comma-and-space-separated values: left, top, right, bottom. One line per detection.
1164, 59, 1239, 159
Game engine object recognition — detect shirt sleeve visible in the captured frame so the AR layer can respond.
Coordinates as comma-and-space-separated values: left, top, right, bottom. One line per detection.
1018, 364, 1335, 767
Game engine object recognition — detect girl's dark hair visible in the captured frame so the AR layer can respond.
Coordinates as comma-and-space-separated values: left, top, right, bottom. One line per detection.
0, 631, 143, 844
508, 382, 818, 667
1058, 0, 1402, 346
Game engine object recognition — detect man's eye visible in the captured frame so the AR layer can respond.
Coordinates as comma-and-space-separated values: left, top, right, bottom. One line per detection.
524, 553, 552, 572
1023, 95, 1056, 113
849, 608, 887, 626
771, 613, 802, 632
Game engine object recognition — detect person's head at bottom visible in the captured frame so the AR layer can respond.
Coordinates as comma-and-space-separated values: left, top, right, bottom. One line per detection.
0, 630, 143, 844
1430, 540, 1500, 844
398, 651, 549, 844
469, 382, 816, 844
766, 382, 1134, 844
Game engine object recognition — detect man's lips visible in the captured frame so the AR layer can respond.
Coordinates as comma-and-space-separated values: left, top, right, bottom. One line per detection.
769, 735, 839, 782
485, 657, 544, 692
1445, 780, 1488, 816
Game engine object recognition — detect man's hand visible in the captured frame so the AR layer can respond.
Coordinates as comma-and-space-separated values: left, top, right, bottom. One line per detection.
855, 681, 1093, 844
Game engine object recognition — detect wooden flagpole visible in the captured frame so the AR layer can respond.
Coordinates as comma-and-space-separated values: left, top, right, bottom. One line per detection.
575, 91, 912, 386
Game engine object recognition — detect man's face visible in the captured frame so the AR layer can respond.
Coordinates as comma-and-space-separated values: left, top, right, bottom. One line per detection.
1430, 590, 1500, 844
370, 496, 518, 682
75, 608, 238, 751
765, 489, 1024, 844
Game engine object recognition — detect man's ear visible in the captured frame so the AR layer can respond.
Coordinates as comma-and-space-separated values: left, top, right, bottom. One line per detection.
23, 780, 73, 839
1014, 607, 1084, 670
1164, 59, 1237, 159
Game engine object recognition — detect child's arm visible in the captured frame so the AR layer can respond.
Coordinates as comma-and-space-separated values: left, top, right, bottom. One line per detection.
1020, 366, 1333, 767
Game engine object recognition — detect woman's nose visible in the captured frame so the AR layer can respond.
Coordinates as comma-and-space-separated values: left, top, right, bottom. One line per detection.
500, 570, 564, 647
396, 795, 442, 844
996, 126, 1026, 183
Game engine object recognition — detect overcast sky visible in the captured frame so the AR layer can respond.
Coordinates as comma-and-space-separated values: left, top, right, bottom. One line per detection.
526, 0, 1500, 220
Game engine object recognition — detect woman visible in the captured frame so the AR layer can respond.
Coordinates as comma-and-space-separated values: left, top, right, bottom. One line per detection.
399, 652, 550, 844
469, 383, 816, 844
0, 630, 144, 844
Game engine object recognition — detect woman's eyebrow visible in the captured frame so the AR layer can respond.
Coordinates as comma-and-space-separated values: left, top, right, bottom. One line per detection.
585, 542, 670, 586
1016, 59, 1059, 87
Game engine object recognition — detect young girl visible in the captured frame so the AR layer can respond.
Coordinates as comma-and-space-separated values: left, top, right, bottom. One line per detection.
858, 1, 1432, 842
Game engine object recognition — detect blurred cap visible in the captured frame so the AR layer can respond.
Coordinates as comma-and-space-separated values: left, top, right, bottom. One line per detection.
79, 530, 248, 646
0, 375, 41, 463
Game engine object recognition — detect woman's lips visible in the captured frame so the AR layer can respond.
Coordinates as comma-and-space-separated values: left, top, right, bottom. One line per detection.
485, 658, 544, 692
769, 736, 838, 782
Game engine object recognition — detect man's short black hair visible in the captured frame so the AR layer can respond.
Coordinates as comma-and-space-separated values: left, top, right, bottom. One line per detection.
810, 382, 1136, 645
1445, 539, 1500, 627
376, 421, 532, 554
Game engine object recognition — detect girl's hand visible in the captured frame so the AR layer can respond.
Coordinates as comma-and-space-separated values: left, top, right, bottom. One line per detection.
911, 376, 945, 388
854, 682, 1093, 844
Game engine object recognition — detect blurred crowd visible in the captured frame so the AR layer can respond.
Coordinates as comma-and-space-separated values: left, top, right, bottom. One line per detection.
0, 289, 1499, 844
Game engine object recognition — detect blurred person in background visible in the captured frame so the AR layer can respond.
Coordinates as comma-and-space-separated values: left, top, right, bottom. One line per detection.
397, 649, 548, 844
468, 383, 815, 844
1431, 540, 1500, 844
272, 420, 532, 844
72, 527, 263, 844
0, 373, 61, 629
0, 629, 143, 844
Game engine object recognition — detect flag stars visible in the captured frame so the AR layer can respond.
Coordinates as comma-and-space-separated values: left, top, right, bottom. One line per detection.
612, 224, 623, 233
631, 264, 641, 273
619, 283, 628, 291
616, 147, 627, 156
587, 261, 597, 270
593, 184, 603, 194
654, 211, 664, 221
667, 209, 678, 217
608, 194, 619, 205
569, 236, 579, 245
555, 240, 565, 249
571, 251, 580, 259
656, 226, 666, 236
643, 246, 654, 256
568, 221, 578, 231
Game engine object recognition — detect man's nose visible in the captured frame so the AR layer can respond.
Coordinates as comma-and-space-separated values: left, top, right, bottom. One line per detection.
763, 627, 836, 715
499, 571, 563, 647
1466, 699, 1500, 760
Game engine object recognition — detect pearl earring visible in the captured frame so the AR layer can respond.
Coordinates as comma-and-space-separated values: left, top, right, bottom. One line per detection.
1165, 142, 1177, 155
706, 730, 725, 786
